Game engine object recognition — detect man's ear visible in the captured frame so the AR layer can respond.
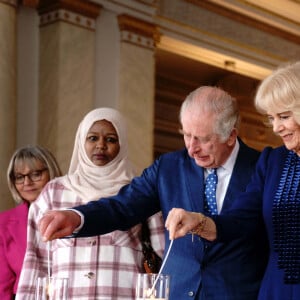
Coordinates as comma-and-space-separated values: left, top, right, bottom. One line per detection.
227, 128, 238, 146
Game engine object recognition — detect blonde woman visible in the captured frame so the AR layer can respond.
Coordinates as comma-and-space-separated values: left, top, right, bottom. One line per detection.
0, 146, 61, 300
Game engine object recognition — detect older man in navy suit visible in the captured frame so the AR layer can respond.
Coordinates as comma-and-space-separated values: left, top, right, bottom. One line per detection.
40, 86, 268, 300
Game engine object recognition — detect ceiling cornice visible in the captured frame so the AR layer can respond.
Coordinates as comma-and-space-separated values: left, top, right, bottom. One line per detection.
186, 0, 300, 44
118, 13, 160, 45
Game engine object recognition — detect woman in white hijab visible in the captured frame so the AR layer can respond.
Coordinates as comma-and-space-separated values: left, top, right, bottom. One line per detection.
16, 108, 165, 300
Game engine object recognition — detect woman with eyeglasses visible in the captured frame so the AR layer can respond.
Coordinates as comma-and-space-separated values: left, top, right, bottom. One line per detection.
0, 145, 62, 300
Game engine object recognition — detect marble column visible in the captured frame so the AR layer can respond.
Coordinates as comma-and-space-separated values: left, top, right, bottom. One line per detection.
37, 0, 101, 172
117, 14, 159, 173
0, 0, 17, 211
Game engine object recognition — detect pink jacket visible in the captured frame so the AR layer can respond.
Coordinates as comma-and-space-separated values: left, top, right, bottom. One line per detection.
0, 202, 28, 299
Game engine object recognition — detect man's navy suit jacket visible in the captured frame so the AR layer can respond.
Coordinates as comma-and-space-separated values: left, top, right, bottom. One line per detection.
76, 140, 268, 300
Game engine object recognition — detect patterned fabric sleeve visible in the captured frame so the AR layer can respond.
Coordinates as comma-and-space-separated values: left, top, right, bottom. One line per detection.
16, 183, 54, 299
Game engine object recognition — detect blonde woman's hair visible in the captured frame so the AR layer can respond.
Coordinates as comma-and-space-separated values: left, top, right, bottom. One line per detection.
7, 145, 62, 203
255, 61, 300, 123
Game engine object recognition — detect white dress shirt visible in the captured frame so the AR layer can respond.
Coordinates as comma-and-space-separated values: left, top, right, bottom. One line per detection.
204, 139, 240, 214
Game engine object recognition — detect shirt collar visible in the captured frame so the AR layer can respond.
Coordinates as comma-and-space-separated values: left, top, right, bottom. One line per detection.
219, 139, 240, 174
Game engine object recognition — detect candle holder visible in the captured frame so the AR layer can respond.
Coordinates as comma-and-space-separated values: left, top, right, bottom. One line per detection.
135, 273, 170, 299
35, 277, 68, 300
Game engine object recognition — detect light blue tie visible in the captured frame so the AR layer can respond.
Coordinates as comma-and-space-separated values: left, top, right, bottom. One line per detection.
204, 168, 218, 215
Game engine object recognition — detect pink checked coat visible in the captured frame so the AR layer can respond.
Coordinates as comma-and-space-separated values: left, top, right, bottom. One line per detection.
0, 202, 29, 299
16, 181, 165, 300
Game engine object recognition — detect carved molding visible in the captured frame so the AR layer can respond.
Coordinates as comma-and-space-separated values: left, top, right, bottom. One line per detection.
118, 14, 160, 50
38, 0, 101, 30
38, 0, 100, 18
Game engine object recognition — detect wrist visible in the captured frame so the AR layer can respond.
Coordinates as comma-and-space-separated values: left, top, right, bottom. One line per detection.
190, 213, 207, 236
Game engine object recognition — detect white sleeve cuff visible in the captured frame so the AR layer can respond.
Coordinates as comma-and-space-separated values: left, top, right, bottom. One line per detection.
65, 208, 85, 234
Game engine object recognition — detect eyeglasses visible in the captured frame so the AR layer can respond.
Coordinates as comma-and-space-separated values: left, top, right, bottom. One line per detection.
14, 168, 48, 184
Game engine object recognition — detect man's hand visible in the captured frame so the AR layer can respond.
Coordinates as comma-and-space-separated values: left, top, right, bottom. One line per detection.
165, 208, 201, 240
165, 208, 217, 241
38, 210, 81, 241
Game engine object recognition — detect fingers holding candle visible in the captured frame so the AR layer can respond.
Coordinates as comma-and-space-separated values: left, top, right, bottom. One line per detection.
165, 208, 198, 239
165, 208, 217, 241
38, 210, 81, 241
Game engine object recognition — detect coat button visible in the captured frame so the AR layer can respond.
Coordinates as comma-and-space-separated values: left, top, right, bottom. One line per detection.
84, 272, 95, 279
188, 291, 194, 297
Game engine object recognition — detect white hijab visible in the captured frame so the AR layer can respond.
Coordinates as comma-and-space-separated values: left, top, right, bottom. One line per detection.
60, 108, 136, 202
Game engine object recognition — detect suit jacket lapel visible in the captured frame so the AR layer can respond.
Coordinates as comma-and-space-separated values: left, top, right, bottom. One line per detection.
184, 155, 205, 212
221, 140, 257, 213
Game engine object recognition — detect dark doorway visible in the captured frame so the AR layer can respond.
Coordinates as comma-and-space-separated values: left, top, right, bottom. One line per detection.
154, 49, 281, 159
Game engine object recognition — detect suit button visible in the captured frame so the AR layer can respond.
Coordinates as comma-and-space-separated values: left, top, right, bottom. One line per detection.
188, 291, 194, 297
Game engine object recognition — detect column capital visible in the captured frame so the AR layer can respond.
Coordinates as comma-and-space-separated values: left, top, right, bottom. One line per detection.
38, 0, 101, 30
118, 14, 160, 50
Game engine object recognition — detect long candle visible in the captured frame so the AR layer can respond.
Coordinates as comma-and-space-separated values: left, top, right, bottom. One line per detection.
149, 239, 174, 296
47, 240, 51, 293
47, 241, 51, 278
